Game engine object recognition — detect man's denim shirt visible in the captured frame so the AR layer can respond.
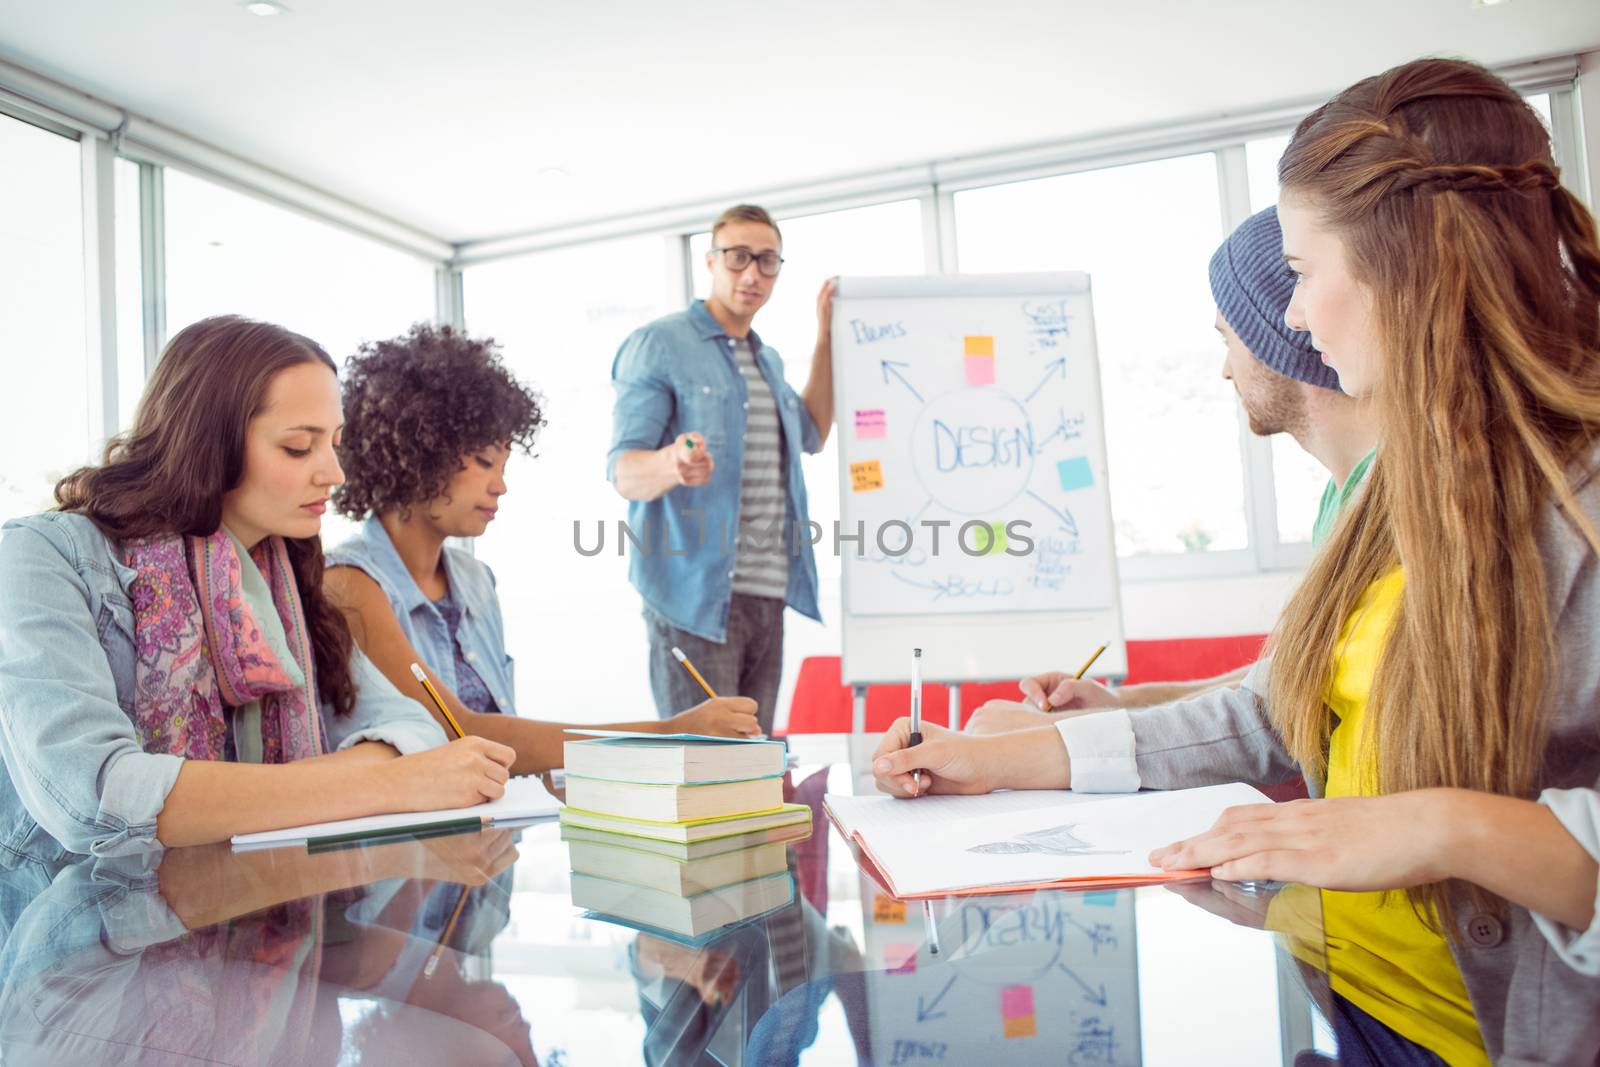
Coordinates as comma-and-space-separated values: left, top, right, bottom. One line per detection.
607, 300, 823, 643
0, 512, 446, 868
327, 515, 516, 716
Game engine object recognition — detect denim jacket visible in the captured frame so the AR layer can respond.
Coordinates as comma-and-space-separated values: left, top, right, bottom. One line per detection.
326, 516, 516, 716
607, 300, 823, 643
0, 512, 447, 867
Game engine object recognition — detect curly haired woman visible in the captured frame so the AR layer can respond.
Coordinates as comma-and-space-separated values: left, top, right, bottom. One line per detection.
326, 323, 759, 777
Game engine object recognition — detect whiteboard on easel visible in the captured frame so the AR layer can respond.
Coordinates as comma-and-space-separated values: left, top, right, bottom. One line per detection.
833, 273, 1126, 685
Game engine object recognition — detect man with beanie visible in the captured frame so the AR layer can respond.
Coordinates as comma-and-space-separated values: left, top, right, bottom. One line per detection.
1210, 206, 1376, 546
971, 206, 1378, 728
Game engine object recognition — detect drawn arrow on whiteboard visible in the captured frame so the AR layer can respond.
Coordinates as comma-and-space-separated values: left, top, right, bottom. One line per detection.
1057, 964, 1109, 1007
917, 975, 958, 1022
1025, 358, 1068, 403
880, 360, 924, 403
1026, 490, 1080, 537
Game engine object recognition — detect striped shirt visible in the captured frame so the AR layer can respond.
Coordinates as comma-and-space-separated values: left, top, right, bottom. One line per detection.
731, 337, 789, 600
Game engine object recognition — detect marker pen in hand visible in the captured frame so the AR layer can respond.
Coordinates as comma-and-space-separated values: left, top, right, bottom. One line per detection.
909, 648, 923, 795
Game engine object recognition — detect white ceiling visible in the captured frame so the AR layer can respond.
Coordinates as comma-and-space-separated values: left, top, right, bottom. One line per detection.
3, 0, 1597, 245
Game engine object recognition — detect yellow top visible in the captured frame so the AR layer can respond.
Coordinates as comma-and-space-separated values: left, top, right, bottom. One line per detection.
1319, 568, 1486, 1066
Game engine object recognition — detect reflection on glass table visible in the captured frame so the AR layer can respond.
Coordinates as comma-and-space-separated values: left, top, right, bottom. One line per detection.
0, 735, 1357, 1065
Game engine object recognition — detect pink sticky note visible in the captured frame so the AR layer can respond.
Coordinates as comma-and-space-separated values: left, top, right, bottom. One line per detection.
885, 944, 917, 975
855, 408, 887, 439
1001, 985, 1034, 1018
965, 355, 996, 386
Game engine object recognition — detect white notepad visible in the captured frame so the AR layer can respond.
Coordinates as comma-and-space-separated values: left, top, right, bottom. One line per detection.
231, 774, 563, 850
826, 782, 1272, 897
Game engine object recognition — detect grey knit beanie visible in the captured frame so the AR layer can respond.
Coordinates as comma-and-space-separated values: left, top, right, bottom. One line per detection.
1208, 206, 1341, 390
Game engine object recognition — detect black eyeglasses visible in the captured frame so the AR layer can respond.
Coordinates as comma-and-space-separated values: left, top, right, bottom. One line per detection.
712, 246, 785, 277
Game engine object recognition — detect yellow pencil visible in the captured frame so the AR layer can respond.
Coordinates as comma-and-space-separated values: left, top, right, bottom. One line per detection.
670, 646, 719, 700
423, 884, 471, 979
410, 662, 467, 740
1035, 643, 1109, 712
1074, 643, 1108, 680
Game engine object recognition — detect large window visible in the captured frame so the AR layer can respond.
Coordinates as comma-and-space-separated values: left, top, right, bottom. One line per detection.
163, 168, 439, 546
0, 114, 89, 522
954, 154, 1243, 557
465, 235, 678, 719
163, 169, 436, 366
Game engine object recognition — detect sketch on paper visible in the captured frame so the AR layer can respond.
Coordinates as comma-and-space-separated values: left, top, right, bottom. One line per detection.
965, 823, 1128, 857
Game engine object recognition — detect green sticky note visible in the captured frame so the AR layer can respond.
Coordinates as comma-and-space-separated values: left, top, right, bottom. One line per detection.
986, 521, 1007, 555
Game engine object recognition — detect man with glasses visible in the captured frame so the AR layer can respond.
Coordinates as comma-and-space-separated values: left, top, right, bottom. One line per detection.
608, 204, 835, 735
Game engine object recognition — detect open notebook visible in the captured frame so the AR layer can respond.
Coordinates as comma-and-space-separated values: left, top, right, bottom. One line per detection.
231, 774, 563, 850
825, 783, 1271, 899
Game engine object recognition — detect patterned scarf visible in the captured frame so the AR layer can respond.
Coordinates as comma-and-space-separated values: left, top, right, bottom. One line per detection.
122, 529, 324, 763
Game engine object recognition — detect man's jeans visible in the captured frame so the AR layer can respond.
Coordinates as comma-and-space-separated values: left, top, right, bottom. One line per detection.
644, 595, 785, 735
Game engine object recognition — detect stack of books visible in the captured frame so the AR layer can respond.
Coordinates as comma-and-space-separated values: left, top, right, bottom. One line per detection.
559, 731, 811, 939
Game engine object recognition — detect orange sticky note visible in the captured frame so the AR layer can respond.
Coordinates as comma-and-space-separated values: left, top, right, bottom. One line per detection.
873, 894, 908, 924
850, 459, 884, 492
964, 335, 995, 357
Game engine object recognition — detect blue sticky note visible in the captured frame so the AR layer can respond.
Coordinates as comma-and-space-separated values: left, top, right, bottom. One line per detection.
1057, 457, 1094, 493
1083, 891, 1118, 907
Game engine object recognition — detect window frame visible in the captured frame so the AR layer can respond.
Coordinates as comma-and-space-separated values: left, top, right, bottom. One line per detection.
1, 56, 1584, 584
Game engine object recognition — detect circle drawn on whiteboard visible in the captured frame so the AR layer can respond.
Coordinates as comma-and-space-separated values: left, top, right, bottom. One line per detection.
911, 387, 1035, 516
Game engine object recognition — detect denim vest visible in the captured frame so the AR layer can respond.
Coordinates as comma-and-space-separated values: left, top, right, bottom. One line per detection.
326, 516, 516, 716
0, 512, 447, 868
607, 300, 823, 643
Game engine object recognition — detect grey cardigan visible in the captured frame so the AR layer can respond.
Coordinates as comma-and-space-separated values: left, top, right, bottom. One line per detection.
1058, 452, 1600, 1066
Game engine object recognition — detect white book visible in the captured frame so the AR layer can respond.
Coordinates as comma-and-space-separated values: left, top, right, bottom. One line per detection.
567, 839, 791, 895
829, 782, 1272, 898
564, 774, 784, 823
559, 818, 813, 860
231, 774, 562, 850
563, 731, 785, 784
558, 803, 812, 845
570, 870, 795, 938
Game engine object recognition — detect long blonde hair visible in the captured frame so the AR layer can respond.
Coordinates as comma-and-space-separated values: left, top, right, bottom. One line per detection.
1268, 59, 1600, 924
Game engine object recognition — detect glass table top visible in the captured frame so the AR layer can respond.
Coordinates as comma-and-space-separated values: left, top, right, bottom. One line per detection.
0, 736, 1340, 1066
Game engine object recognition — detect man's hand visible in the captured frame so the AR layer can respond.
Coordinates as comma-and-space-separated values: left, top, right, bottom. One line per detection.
816, 277, 836, 339
1018, 672, 1124, 713
668, 432, 714, 487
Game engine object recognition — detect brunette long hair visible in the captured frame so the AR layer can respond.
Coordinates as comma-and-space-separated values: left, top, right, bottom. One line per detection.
1267, 59, 1600, 927
56, 316, 357, 716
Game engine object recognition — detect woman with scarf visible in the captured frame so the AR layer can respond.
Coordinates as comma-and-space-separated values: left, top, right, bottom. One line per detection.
0, 315, 515, 864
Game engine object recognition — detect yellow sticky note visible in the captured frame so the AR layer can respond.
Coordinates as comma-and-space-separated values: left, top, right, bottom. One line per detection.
964, 335, 995, 357
851, 460, 884, 492
873, 894, 908, 924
